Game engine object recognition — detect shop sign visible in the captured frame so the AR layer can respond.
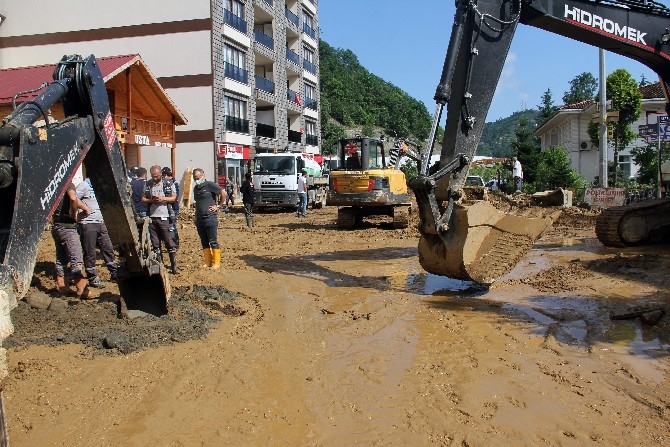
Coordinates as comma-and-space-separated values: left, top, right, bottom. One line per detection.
584, 188, 626, 208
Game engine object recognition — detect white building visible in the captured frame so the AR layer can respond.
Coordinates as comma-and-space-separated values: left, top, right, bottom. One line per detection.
533, 82, 665, 183
0, 0, 321, 187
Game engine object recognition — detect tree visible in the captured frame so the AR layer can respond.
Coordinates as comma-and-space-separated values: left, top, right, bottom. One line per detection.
607, 69, 642, 185
538, 88, 558, 121
511, 116, 541, 187
630, 142, 670, 187
562, 72, 597, 105
534, 147, 584, 191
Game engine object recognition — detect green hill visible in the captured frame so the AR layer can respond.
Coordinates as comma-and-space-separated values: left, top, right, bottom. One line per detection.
319, 40, 539, 158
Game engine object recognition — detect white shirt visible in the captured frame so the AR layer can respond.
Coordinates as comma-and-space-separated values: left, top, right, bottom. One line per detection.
297, 175, 308, 193
513, 159, 523, 178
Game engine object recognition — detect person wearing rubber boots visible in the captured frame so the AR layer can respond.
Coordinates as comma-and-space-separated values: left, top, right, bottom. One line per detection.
240, 172, 255, 229
192, 168, 226, 269
142, 165, 179, 274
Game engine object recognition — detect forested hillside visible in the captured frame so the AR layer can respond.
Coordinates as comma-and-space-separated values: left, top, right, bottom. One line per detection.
319, 40, 540, 157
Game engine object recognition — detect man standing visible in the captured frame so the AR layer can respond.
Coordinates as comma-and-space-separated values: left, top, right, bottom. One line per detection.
512, 157, 523, 192
297, 169, 308, 218
76, 178, 119, 287
161, 167, 180, 249
192, 168, 225, 269
52, 182, 95, 299
225, 177, 235, 211
142, 165, 179, 274
240, 172, 255, 228
131, 167, 148, 218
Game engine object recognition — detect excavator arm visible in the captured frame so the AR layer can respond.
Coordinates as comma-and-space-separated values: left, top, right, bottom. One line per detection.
0, 54, 169, 314
411, 0, 670, 283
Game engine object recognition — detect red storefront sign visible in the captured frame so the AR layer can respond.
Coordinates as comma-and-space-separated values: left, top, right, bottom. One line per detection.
217, 144, 250, 159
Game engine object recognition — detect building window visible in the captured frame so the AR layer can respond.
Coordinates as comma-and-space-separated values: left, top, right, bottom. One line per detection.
225, 96, 247, 119
301, 10, 316, 38
304, 82, 317, 110
303, 45, 314, 64
549, 133, 559, 147
224, 44, 248, 83
226, 0, 244, 18
618, 155, 631, 178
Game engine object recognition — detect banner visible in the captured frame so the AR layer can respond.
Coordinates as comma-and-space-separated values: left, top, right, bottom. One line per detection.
584, 188, 626, 208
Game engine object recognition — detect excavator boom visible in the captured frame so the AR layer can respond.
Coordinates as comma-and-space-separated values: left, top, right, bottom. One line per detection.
412, 0, 670, 283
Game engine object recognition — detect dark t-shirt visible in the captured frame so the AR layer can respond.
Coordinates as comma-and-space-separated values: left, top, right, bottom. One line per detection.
241, 179, 254, 205
194, 180, 222, 219
130, 178, 148, 214
53, 183, 77, 227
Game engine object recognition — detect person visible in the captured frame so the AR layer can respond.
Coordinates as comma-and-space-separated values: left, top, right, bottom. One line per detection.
512, 156, 523, 192
240, 172, 255, 228
161, 166, 180, 249
296, 169, 308, 218
346, 152, 361, 169
192, 168, 226, 269
52, 181, 95, 299
131, 167, 148, 218
225, 177, 235, 211
142, 165, 179, 274
76, 178, 119, 288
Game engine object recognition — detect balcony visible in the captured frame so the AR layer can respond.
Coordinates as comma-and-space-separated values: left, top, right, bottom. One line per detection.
114, 115, 174, 141
255, 75, 275, 94
224, 62, 249, 84
225, 115, 250, 134
254, 29, 274, 50
306, 134, 318, 146
256, 123, 276, 138
287, 88, 302, 106
285, 8, 299, 27
286, 47, 300, 65
288, 129, 302, 143
224, 9, 247, 33
303, 59, 317, 74
302, 23, 316, 39
305, 98, 317, 110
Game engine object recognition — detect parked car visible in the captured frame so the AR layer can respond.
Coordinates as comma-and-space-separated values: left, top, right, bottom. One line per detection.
486, 179, 508, 192
465, 175, 485, 187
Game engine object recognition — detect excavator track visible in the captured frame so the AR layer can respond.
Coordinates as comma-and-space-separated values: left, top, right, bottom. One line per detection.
596, 199, 670, 247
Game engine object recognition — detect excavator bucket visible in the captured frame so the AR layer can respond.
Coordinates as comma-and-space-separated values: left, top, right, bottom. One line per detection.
417, 201, 557, 284
117, 267, 170, 317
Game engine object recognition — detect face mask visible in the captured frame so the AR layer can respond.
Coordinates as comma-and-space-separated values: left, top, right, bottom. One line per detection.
194, 178, 204, 186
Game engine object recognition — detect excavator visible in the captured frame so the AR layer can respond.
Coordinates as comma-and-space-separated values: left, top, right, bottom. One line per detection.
411, 0, 670, 284
0, 54, 170, 318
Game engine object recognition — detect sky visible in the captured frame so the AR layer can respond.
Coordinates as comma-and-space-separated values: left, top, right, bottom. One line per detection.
318, 0, 659, 123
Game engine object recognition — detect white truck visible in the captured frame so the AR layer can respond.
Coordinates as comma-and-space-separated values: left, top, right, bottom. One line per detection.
252, 152, 328, 211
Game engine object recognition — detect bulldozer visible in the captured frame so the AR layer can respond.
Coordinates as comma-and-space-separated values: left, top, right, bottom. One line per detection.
327, 136, 412, 229
410, 0, 670, 284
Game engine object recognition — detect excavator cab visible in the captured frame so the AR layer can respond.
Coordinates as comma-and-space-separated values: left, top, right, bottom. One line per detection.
328, 137, 411, 229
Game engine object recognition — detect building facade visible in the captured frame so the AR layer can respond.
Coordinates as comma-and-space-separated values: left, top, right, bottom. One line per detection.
0, 0, 321, 188
533, 83, 665, 184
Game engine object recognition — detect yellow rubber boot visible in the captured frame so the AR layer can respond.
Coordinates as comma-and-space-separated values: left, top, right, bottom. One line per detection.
211, 248, 221, 270
202, 248, 213, 268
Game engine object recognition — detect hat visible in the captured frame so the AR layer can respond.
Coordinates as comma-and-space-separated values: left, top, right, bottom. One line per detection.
161, 167, 172, 176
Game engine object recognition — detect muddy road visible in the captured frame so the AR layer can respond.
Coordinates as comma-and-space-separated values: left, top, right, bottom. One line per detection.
3, 199, 670, 446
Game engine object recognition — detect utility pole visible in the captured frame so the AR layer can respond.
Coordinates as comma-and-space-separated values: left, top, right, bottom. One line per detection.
599, 49, 608, 187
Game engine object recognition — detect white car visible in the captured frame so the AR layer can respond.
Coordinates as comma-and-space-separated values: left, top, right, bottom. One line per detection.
465, 175, 485, 187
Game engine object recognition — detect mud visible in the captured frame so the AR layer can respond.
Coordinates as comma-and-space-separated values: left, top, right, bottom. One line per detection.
2, 197, 670, 446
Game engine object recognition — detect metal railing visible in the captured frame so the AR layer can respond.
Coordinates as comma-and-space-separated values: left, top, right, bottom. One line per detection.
287, 88, 301, 105
286, 47, 300, 65
224, 62, 249, 84
288, 129, 302, 143
285, 8, 299, 27
306, 134, 318, 146
302, 23, 316, 39
255, 75, 275, 94
225, 115, 250, 134
303, 59, 317, 74
256, 123, 276, 138
224, 9, 247, 33
254, 28, 274, 50
304, 98, 317, 110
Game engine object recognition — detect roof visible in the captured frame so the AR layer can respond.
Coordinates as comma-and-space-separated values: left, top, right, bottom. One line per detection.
0, 54, 186, 124
639, 81, 665, 99
559, 99, 595, 111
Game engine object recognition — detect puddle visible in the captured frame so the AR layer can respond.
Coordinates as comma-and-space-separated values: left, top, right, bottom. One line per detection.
408, 272, 480, 296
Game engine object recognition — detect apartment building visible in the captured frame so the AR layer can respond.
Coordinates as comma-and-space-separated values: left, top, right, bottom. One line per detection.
0, 0, 321, 187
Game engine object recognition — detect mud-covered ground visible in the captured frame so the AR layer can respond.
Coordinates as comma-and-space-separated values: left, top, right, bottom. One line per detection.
3, 194, 670, 446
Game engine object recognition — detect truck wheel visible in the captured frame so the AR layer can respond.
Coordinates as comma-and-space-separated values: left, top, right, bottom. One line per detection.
337, 208, 356, 229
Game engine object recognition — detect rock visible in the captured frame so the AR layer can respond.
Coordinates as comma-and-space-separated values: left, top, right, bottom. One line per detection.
48, 298, 68, 313
24, 292, 52, 310
102, 332, 130, 350
640, 309, 664, 325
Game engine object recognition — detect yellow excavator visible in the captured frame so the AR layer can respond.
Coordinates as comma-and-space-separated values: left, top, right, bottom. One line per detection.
411, 0, 670, 284
327, 136, 412, 229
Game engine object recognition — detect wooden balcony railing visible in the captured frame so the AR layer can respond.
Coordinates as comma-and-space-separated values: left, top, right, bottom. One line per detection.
114, 115, 174, 142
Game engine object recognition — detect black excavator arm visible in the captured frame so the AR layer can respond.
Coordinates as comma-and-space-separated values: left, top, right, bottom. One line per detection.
411, 0, 670, 282
0, 54, 169, 314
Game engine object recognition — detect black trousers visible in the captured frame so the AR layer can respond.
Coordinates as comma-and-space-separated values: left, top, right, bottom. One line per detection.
79, 222, 118, 278
149, 217, 176, 252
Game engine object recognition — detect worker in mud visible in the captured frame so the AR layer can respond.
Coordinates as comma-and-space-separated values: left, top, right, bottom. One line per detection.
240, 171, 255, 228
297, 169, 308, 218
76, 178, 119, 288
131, 167, 148, 218
512, 156, 523, 193
142, 165, 179, 274
161, 167, 181, 249
192, 168, 226, 269
51, 181, 96, 299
